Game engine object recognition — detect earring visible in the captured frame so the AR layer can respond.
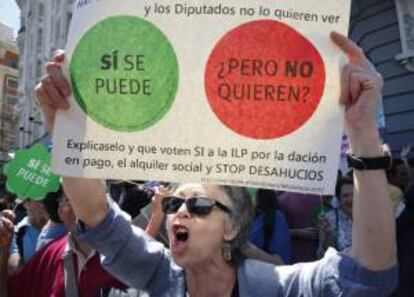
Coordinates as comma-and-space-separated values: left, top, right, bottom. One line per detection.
222, 243, 232, 262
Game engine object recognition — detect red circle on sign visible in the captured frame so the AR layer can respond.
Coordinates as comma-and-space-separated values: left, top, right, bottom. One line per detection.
205, 20, 326, 139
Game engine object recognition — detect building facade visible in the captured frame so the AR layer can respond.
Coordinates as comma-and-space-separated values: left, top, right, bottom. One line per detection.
0, 23, 19, 165
15, 0, 74, 148
13, 0, 414, 157
350, 0, 414, 156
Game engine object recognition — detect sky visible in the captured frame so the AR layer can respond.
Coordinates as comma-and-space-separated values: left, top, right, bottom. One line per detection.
0, 0, 20, 38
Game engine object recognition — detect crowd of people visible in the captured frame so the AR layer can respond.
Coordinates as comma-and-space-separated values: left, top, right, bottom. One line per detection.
0, 32, 412, 296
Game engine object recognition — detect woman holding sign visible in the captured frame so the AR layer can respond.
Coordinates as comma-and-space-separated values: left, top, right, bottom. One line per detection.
34, 32, 397, 296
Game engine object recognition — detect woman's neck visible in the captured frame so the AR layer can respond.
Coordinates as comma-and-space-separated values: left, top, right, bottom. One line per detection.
185, 256, 237, 297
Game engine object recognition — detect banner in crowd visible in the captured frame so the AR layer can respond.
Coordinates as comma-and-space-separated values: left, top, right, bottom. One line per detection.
4, 144, 61, 200
53, 0, 351, 194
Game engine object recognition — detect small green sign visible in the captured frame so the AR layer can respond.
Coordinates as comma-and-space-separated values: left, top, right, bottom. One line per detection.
70, 15, 179, 132
3, 144, 61, 200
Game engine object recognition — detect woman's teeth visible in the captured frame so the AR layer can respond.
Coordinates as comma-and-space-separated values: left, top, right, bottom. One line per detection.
175, 228, 189, 241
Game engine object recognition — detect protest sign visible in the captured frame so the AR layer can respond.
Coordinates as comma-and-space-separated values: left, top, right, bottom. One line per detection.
53, 0, 351, 194
4, 144, 61, 200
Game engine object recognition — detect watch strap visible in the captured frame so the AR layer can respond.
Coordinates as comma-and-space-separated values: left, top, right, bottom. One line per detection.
347, 154, 392, 170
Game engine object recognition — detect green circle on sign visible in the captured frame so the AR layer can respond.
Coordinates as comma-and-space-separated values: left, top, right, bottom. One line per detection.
70, 16, 179, 132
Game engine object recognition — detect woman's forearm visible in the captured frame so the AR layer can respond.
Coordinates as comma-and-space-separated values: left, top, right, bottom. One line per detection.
328, 31, 397, 271
349, 129, 396, 270
63, 177, 109, 228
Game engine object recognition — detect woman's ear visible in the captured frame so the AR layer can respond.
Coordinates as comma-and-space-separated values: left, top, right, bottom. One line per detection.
223, 217, 239, 242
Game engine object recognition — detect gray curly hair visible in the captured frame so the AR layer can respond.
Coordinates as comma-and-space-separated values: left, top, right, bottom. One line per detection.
218, 185, 254, 265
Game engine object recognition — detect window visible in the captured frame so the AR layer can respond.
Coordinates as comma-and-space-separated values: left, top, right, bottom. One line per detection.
6, 78, 18, 90
395, 0, 414, 71
37, 28, 43, 49
8, 59, 18, 69
5, 57, 18, 70
38, 3, 44, 21
54, 18, 61, 43
5, 96, 17, 106
65, 12, 73, 38
36, 59, 42, 78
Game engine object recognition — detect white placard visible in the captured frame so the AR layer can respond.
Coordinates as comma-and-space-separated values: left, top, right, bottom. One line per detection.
52, 0, 351, 195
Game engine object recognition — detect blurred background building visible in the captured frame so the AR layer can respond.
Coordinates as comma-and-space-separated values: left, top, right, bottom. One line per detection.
2, 0, 414, 158
350, 0, 414, 155
0, 22, 19, 167
14, 0, 74, 149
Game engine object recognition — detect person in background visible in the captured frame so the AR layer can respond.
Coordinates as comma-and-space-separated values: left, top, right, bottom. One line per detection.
0, 193, 26, 224
36, 185, 68, 250
407, 157, 414, 191
13, 201, 27, 225
277, 192, 320, 263
391, 183, 414, 297
408, 157, 414, 176
0, 200, 8, 212
318, 176, 353, 256
399, 144, 411, 164
0, 194, 126, 297
8, 199, 48, 272
0, 193, 16, 211
388, 159, 410, 193
314, 195, 336, 222
0, 210, 14, 297
107, 180, 125, 203
119, 182, 155, 221
249, 189, 291, 264
386, 157, 408, 217
399, 145, 414, 191
388, 183, 405, 218
132, 182, 171, 246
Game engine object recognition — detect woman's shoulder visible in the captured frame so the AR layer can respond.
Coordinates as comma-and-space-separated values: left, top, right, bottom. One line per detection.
237, 259, 282, 294
238, 250, 398, 296
237, 259, 323, 295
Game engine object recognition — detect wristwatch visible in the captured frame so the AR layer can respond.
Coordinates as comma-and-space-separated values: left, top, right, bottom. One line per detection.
347, 153, 392, 170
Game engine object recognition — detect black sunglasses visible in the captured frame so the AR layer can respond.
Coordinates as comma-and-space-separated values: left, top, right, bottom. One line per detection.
162, 196, 232, 216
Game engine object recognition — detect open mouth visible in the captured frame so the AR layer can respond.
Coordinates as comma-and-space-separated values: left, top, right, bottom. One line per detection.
176, 229, 189, 241
173, 225, 189, 242
171, 225, 190, 254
